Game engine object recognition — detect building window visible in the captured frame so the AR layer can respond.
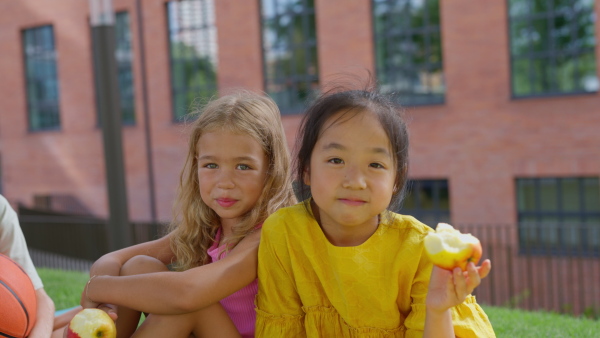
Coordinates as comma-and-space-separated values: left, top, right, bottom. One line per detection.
373, 0, 444, 106
22, 25, 61, 131
398, 179, 450, 226
167, 0, 218, 120
115, 11, 135, 125
261, 0, 319, 114
95, 12, 136, 125
516, 177, 600, 256
508, 0, 598, 98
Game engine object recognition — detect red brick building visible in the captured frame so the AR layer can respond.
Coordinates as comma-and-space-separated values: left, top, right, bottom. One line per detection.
0, 0, 598, 238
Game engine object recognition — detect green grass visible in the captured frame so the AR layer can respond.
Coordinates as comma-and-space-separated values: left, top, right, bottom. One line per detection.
38, 268, 89, 310
482, 305, 599, 337
39, 268, 598, 336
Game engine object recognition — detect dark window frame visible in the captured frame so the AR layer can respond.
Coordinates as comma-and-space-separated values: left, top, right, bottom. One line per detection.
372, 0, 445, 107
398, 179, 450, 227
516, 177, 600, 257
93, 11, 136, 126
166, 0, 218, 121
507, 0, 598, 98
260, 0, 319, 115
115, 11, 136, 125
22, 25, 61, 131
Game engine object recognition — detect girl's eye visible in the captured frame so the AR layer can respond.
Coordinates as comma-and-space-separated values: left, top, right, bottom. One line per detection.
204, 163, 218, 169
328, 158, 343, 164
237, 164, 252, 170
370, 163, 384, 169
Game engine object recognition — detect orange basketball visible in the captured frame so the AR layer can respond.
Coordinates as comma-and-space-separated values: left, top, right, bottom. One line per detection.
0, 253, 37, 338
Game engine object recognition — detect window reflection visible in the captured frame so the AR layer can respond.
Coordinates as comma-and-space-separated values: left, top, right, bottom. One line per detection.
373, 0, 445, 106
508, 0, 598, 97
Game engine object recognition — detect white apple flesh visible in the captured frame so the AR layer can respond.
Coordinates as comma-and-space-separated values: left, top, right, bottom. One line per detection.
66, 308, 116, 338
424, 223, 482, 271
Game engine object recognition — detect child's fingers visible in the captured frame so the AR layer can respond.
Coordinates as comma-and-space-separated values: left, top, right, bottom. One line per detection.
465, 262, 481, 293
80, 298, 100, 310
453, 267, 468, 297
477, 259, 492, 279
97, 304, 118, 322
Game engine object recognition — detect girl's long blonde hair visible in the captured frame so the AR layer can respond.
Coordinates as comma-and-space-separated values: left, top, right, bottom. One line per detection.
169, 91, 296, 271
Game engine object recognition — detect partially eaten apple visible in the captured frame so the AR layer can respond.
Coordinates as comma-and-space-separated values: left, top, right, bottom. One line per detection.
424, 223, 482, 271
66, 308, 116, 338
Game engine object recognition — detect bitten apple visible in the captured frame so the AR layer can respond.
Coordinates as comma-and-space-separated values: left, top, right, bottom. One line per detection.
66, 308, 116, 338
424, 223, 482, 271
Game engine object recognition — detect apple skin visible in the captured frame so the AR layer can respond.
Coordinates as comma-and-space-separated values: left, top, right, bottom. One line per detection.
424, 223, 482, 271
66, 308, 116, 338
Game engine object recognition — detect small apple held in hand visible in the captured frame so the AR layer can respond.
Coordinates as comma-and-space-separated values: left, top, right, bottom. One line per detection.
424, 223, 482, 271
66, 308, 116, 338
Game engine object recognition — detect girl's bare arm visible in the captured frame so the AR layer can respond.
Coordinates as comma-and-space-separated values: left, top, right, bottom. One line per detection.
89, 234, 175, 278
84, 230, 261, 314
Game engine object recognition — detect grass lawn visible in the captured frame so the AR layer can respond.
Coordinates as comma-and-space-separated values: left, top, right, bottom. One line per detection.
38, 267, 89, 310
482, 305, 599, 337
39, 268, 598, 336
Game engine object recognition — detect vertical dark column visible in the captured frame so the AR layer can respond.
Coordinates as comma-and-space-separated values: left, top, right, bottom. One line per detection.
90, 0, 131, 250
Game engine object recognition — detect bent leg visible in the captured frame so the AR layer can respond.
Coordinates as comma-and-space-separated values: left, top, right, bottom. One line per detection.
116, 255, 169, 338
131, 302, 241, 338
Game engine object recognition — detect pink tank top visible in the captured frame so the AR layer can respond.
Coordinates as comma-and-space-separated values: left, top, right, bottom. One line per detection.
207, 227, 260, 337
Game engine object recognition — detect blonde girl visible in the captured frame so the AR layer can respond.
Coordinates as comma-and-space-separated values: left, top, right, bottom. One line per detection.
76, 91, 296, 338
255, 88, 495, 337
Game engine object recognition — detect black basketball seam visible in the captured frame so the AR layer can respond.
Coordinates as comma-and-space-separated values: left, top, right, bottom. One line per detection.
0, 280, 29, 338
0, 330, 19, 338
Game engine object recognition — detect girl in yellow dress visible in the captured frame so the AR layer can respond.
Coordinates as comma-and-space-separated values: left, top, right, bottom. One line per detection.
255, 88, 495, 337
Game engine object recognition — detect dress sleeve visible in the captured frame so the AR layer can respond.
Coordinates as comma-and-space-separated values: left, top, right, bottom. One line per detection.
403, 240, 432, 337
450, 295, 496, 337
255, 212, 305, 337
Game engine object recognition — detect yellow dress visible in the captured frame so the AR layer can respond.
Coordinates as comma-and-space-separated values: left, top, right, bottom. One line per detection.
256, 202, 495, 337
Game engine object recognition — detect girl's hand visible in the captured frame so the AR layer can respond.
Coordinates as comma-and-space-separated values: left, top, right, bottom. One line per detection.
96, 304, 118, 322
426, 259, 492, 313
80, 275, 101, 309
80, 291, 100, 309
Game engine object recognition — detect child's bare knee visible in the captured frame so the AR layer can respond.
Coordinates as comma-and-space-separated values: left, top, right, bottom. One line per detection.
120, 255, 168, 276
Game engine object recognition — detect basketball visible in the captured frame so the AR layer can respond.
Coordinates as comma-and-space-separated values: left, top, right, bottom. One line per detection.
0, 253, 37, 338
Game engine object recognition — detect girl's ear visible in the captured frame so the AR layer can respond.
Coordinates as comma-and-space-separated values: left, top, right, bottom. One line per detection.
303, 168, 311, 186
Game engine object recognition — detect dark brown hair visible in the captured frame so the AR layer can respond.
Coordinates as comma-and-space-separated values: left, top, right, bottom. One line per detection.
295, 87, 409, 212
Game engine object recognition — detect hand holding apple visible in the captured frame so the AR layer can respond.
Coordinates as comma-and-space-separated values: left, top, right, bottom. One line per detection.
66, 308, 116, 338
424, 223, 482, 271
426, 261, 491, 314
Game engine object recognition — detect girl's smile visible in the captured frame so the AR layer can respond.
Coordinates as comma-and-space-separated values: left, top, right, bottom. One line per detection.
216, 198, 238, 208
338, 197, 367, 206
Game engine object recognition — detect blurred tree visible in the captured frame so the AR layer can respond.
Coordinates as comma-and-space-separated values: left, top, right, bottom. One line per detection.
262, 0, 318, 113
509, 0, 597, 96
170, 41, 217, 119
373, 0, 444, 105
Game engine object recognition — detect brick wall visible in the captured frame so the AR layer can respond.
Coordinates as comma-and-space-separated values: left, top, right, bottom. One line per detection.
0, 0, 598, 226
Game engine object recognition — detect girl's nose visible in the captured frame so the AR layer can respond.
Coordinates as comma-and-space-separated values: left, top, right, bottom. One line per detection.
216, 171, 235, 189
342, 166, 367, 190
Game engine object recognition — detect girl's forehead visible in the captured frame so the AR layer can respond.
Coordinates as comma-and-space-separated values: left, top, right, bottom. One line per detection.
198, 128, 255, 143
195, 129, 266, 154
318, 110, 390, 147
320, 109, 382, 135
